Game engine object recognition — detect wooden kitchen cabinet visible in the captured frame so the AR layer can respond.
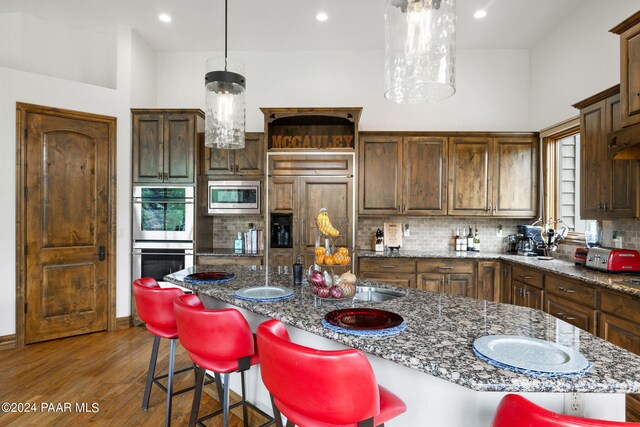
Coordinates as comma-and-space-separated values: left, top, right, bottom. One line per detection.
448, 136, 538, 217
358, 134, 447, 216
599, 290, 640, 422
510, 264, 543, 310
574, 87, 638, 218
500, 263, 512, 304
132, 109, 203, 184
611, 12, 640, 128
416, 259, 476, 298
358, 258, 416, 288
477, 261, 501, 302
268, 159, 353, 266
203, 132, 264, 176
544, 272, 598, 334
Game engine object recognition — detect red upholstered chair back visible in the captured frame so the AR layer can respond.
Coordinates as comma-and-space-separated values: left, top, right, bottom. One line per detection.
173, 294, 255, 363
256, 319, 380, 425
492, 394, 640, 427
133, 278, 184, 329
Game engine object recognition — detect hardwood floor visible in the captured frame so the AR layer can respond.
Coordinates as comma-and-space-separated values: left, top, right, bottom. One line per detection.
0, 326, 265, 426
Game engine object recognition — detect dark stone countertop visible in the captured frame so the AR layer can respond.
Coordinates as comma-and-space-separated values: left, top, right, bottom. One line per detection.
165, 265, 640, 394
197, 248, 263, 257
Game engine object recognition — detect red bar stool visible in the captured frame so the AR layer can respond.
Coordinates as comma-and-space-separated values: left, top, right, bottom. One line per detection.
133, 277, 197, 427
256, 319, 407, 427
492, 394, 640, 426
173, 294, 274, 427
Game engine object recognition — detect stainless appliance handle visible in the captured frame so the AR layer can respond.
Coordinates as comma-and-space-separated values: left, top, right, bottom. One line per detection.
132, 250, 194, 255
132, 199, 194, 204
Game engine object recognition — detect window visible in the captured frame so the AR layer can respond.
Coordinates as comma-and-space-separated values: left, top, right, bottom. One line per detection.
541, 117, 585, 240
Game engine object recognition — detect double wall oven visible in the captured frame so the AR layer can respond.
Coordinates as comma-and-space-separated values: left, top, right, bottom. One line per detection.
132, 186, 194, 322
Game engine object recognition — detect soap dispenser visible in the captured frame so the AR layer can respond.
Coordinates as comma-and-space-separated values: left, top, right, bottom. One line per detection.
234, 232, 243, 254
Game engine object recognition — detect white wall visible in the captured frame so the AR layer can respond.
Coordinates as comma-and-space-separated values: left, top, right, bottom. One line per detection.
529, 0, 639, 129
130, 30, 157, 108
0, 26, 134, 336
0, 13, 117, 89
157, 48, 532, 132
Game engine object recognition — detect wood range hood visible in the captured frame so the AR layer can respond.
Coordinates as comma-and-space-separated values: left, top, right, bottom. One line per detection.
609, 125, 640, 160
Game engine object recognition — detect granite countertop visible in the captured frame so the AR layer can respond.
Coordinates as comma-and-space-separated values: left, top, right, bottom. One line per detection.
357, 250, 640, 297
165, 265, 640, 394
197, 248, 263, 257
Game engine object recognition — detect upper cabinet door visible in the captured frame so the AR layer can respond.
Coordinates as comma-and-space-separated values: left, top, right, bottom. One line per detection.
236, 132, 265, 176
580, 100, 608, 219
203, 146, 234, 175
358, 135, 402, 215
164, 114, 195, 183
605, 93, 638, 218
403, 137, 447, 215
616, 16, 640, 127
448, 137, 492, 216
493, 137, 538, 217
132, 114, 164, 183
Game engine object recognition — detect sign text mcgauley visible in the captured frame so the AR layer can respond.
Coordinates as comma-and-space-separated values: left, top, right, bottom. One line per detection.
270, 134, 354, 149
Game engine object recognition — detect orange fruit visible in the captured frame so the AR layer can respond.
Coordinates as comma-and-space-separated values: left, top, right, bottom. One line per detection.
324, 255, 335, 266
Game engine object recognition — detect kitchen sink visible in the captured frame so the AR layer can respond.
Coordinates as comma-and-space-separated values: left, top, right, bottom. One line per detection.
353, 286, 407, 302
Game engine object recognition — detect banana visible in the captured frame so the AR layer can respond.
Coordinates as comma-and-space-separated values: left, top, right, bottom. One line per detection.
317, 208, 339, 236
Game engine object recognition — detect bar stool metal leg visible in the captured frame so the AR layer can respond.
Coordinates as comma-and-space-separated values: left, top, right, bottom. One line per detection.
189, 366, 206, 427
222, 373, 231, 427
241, 371, 249, 427
165, 338, 177, 427
142, 335, 161, 410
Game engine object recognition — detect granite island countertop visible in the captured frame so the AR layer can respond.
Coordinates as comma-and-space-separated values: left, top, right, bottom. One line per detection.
357, 249, 640, 297
165, 264, 640, 395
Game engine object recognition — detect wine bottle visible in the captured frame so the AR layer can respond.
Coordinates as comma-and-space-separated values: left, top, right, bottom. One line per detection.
467, 225, 474, 251
454, 228, 460, 251
461, 228, 468, 251
474, 226, 480, 252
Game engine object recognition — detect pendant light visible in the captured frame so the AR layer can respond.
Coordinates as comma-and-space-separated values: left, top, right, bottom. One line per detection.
204, 0, 246, 149
384, 0, 456, 103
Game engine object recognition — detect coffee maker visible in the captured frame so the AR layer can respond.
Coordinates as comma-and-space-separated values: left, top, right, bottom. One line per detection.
516, 225, 545, 256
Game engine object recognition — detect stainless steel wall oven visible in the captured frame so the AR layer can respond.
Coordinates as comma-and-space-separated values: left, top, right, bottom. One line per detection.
132, 186, 194, 241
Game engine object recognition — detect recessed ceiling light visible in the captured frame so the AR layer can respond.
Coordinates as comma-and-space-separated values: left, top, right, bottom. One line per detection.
158, 14, 172, 23
316, 12, 328, 22
473, 9, 487, 19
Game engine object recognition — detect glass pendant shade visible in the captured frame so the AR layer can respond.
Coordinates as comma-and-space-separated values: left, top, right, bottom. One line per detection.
384, 0, 456, 103
204, 57, 246, 149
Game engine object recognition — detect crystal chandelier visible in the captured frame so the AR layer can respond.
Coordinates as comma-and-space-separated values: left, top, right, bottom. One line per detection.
384, 0, 456, 103
204, 0, 245, 149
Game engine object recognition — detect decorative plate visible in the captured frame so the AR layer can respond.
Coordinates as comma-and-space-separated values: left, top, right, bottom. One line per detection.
183, 272, 236, 284
233, 286, 295, 302
324, 308, 404, 331
473, 335, 590, 374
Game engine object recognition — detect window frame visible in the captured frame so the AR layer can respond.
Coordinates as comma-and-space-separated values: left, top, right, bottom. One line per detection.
541, 116, 584, 244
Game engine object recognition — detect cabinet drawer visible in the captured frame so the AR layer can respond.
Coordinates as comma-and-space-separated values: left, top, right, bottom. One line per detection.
544, 293, 597, 334
601, 290, 640, 323
511, 264, 543, 289
359, 272, 415, 288
359, 258, 416, 273
545, 274, 596, 308
416, 259, 475, 274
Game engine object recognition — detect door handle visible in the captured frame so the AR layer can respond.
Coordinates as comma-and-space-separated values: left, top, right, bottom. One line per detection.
98, 245, 105, 261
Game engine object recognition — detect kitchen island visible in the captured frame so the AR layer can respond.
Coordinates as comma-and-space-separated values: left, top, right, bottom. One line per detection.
165, 265, 640, 426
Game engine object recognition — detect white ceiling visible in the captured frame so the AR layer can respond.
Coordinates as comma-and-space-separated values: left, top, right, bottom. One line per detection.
0, 0, 585, 52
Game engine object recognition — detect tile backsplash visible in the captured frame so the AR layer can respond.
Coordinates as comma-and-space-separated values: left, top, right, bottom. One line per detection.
356, 217, 523, 253
209, 215, 640, 258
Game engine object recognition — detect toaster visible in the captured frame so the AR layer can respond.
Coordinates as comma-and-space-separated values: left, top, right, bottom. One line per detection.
585, 247, 640, 273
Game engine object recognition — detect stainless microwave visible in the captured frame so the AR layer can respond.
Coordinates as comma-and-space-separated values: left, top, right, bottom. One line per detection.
208, 180, 260, 214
